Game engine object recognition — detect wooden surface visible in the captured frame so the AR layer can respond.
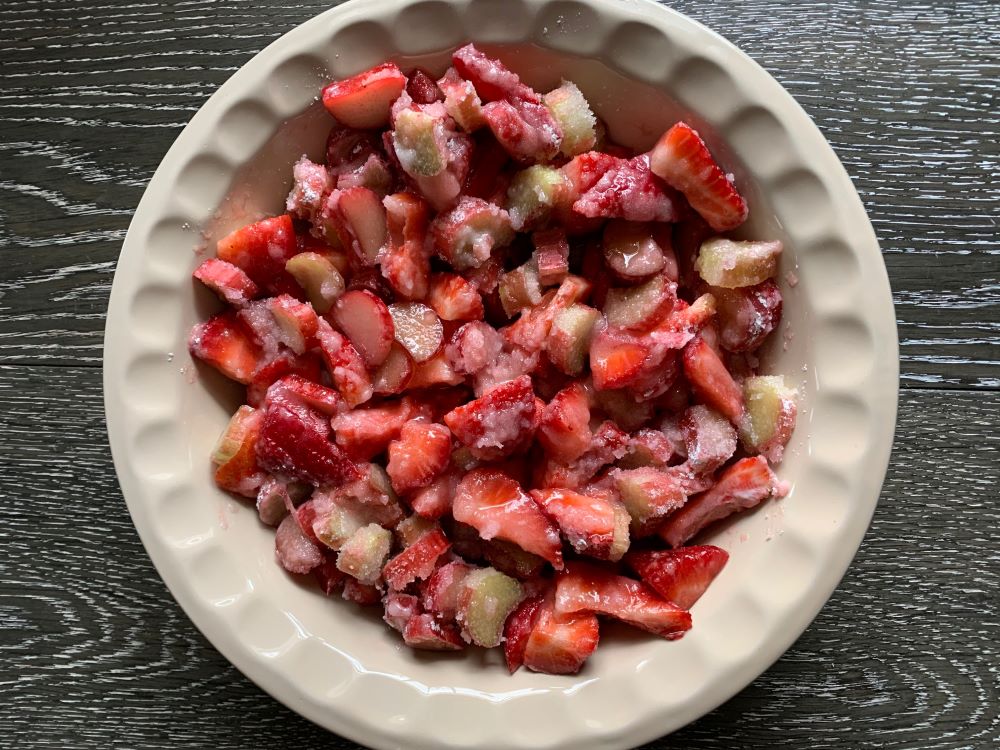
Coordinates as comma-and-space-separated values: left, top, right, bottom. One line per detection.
1, 0, 997, 748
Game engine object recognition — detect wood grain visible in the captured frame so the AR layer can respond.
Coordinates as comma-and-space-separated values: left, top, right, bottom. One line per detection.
1, 367, 996, 748
0, 0, 997, 748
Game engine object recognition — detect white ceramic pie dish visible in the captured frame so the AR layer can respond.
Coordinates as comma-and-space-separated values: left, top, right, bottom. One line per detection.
103, 0, 898, 747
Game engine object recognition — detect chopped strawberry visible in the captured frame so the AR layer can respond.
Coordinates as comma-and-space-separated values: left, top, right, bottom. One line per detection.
383, 591, 422, 633
403, 613, 465, 650
503, 595, 544, 673
649, 121, 748, 232
681, 405, 737, 475
381, 191, 431, 300
612, 466, 689, 536
313, 549, 348, 594
538, 420, 629, 490
406, 67, 442, 104
382, 527, 451, 590
430, 196, 515, 271
342, 578, 383, 606
189, 311, 261, 384
216, 214, 299, 295
682, 336, 743, 424
573, 155, 678, 223
618, 428, 675, 469
332, 289, 395, 367
483, 98, 563, 163
322, 61, 407, 129
451, 43, 540, 103
537, 383, 592, 463
325, 124, 384, 176
438, 67, 487, 132
193, 258, 259, 306
406, 350, 466, 388
532, 228, 570, 286
626, 545, 729, 609
256, 386, 360, 486
444, 374, 538, 460
659, 456, 786, 547
330, 398, 414, 460
286, 156, 334, 224
269, 374, 342, 416
714, 280, 782, 353
531, 488, 629, 561
245, 351, 323, 408
503, 275, 591, 354
444, 320, 504, 376
427, 273, 485, 321
409, 471, 458, 520
274, 513, 323, 574
315, 319, 373, 408
386, 420, 452, 494
422, 559, 474, 619
522, 591, 599, 675
212, 406, 265, 497
464, 131, 511, 200
555, 561, 691, 639
453, 469, 563, 568
589, 322, 649, 391
602, 273, 677, 333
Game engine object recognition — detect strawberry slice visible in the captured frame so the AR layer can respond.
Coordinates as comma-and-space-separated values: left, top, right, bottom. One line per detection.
483, 98, 563, 163
342, 578, 382, 606
386, 420, 452, 494
451, 43, 540, 103
649, 121, 748, 232
430, 196, 515, 271
245, 350, 323, 408
315, 319, 373, 408
330, 398, 415, 461
438, 67, 487, 132
682, 336, 743, 424
659, 456, 786, 547
406, 67, 442, 104
532, 228, 570, 286
421, 559, 473, 619
538, 420, 629, 490
444, 374, 538, 460
212, 406, 265, 497
380, 191, 431, 300
285, 156, 334, 224
321, 61, 407, 129
444, 320, 503, 376
522, 590, 599, 675
531, 488, 629, 562
216, 214, 299, 295
503, 595, 544, 673
269, 374, 342, 416
555, 561, 692, 639
409, 471, 458, 520
681, 404, 737, 475
382, 527, 451, 591
193, 258, 259, 307
256, 387, 361, 487
274, 513, 323, 574
573, 154, 679, 223
383, 591, 422, 633
453, 468, 563, 568
427, 272, 485, 321
589, 322, 649, 391
626, 546, 729, 609
537, 382, 592, 463
713, 280, 782, 353
403, 613, 465, 650
189, 311, 261, 384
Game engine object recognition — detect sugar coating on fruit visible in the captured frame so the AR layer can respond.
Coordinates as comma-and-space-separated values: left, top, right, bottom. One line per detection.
543, 80, 597, 157
696, 238, 783, 288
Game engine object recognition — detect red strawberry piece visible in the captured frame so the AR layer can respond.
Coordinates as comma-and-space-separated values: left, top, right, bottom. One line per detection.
538, 420, 629, 490
342, 578, 382, 606
193, 258, 259, 307
503, 595, 544, 673
386, 420, 452, 494
483, 98, 563, 163
269, 374, 342, 416
406, 67, 442, 104
589, 322, 650, 391
626, 545, 729, 610
213, 406, 265, 497
532, 228, 570, 286
681, 404, 737, 475
216, 214, 299, 294
293, 498, 323, 546
256, 387, 361, 486
383, 591, 422, 633
274, 513, 323, 574
403, 613, 465, 650
561, 150, 620, 198
427, 273, 485, 321
422, 560, 474, 619
285, 156, 334, 223
659, 456, 786, 548
620, 428, 676, 469
346, 266, 395, 302
322, 61, 407, 129
381, 191, 431, 300
714, 280, 782, 353
372, 343, 415, 395
336, 152, 395, 196
245, 350, 323, 408
573, 154, 679, 223
611, 466, 690, 536
330, 398, 413, 460
503, 275, 591, 354
406, 350, 466, 388
409, 471, 458, 520
451, 43, 540, 103
649, 121, 748, 232
555, 561, 691, 639
453, 468, 563, 568
382, 527, 451, 591
464, 131, 511, 198
522, 591, 599, 675
325, 123, 384, 176
682, 336, 743, 423
332, 289, 395, 367
444, 374, 538, 460
471, 344, 539, 397
189, 311, 261, 384
269, 294, 319, 355
530, 488, 626, 561
430, 196, 515, 271
313, 549, 348, 595
537, 383, 592, 463
444, 320, 503, 376
315, 319, 373, 408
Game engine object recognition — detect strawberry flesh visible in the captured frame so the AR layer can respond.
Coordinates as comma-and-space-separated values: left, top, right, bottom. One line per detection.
626, 545, 729, 609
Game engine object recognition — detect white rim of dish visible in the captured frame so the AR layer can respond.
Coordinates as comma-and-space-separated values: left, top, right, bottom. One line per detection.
104, 0, 899, 748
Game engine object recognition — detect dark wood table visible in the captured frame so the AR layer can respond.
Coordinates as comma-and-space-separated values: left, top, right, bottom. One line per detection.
2, 1, 997, 747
